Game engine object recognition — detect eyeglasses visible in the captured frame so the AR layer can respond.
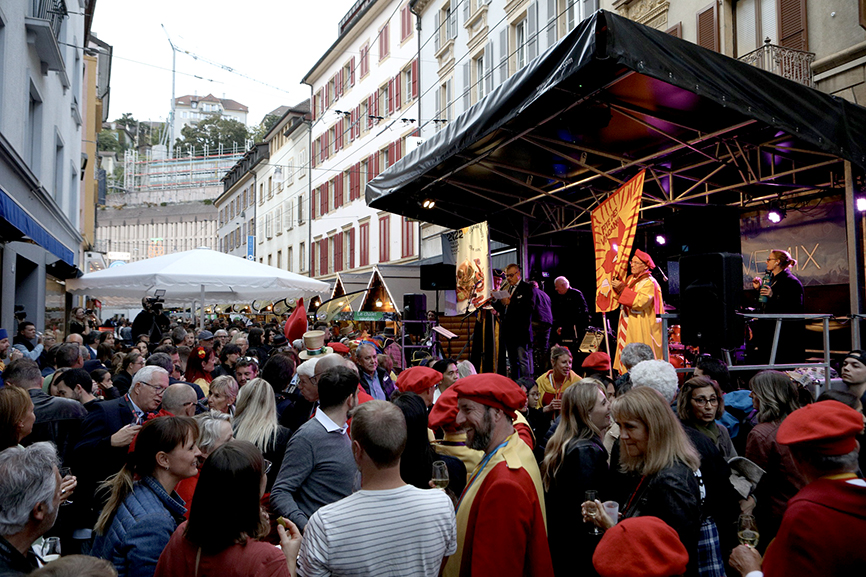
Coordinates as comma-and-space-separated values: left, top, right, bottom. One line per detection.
505, 273, 517, 278
263, 459, 272, 475
692, 396, 719, 407
139, 381, 167, 395
241, 357, 259, 364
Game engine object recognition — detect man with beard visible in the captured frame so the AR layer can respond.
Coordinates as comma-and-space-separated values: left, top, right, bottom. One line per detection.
444, 374, 553, 577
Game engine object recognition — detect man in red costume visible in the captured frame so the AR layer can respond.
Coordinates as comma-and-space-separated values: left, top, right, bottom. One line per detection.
445, 374, 553, 577
728, 400, 866, 577
612, 250, 664, 374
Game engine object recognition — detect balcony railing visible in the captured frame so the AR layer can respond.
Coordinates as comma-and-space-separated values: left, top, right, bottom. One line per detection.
738, 39, 816, 88
30, 0, 67, 40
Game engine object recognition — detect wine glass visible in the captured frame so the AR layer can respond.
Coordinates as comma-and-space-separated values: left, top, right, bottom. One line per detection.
41, 536, 61, 562
737, 514, 759, 547
585, 490, 601, 535
58, 467, 73, 506
431, 461, 449, 490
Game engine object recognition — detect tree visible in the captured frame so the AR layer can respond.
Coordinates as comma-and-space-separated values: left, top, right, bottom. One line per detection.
250, 114, 281, 143
97, 130, 124, 153
175, 115, 249, 155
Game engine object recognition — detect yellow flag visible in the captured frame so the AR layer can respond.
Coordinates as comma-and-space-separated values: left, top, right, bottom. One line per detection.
591, 170, 645, 313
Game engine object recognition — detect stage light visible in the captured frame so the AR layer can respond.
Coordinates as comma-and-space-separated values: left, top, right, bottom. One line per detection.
767, 210, 782, 223
857, 197, 866, 212
767, 202, 786, 223
655, 235, 666, 245
422, 199, 435, 209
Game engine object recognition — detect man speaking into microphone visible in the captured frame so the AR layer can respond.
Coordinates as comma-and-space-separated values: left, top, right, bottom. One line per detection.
612, 250, 665, 374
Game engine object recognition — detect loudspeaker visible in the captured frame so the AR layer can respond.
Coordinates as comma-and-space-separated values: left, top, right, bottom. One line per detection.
403, 293, 427, 335
420, 263, 456, 290
679, 253, 744, 354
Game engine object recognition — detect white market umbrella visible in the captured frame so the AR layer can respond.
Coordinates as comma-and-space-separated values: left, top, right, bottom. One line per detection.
67, 248, 330, 328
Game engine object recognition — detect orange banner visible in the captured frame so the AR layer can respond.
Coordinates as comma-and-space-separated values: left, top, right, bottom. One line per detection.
591, 170, 645, 313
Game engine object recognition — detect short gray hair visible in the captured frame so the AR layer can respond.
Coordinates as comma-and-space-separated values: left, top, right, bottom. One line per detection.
131, 365, 169, 388
621, 343, 654, 371
296, 357, 320, 379
630, 360, 679, 404
356, 343, 376, 358
194, 410, 233, 454
0, 442, 59, 535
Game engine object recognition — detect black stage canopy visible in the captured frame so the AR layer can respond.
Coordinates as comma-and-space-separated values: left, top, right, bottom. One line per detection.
366, 10, 866, 243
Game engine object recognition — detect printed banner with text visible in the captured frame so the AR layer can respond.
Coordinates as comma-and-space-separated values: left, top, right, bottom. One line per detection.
591, 170, 645, 313
446, 221, 491, 313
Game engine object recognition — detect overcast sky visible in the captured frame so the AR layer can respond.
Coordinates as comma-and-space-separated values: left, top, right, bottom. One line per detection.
92, 0, 359, 127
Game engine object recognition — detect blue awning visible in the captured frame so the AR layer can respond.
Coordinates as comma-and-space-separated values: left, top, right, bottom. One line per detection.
0, 186, 76, 266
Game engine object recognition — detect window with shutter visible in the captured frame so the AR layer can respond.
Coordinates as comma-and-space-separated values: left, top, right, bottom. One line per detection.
527, 2, 538, 61
434, 11, 441, 53
696, 3, 718, 52
485, 41, 494, 94
402, 217, 414, 258
334, 232, 344, 272
411, 59, 419, 98
379, 215, 390, 263
394, 73, 402, 110
321, 183, 329, 215
311, 188, 317, 220
666, 22, 682, 38
284, 199, 292, 229
348, 228, 356, 269
350, 57, 356, 86
546, 0, 557, 48
500, 28, 509, 83
779, 0, 806, 50
360, 222, 370, 266
388, 79, 395, 115
310, 243, 316, 277
335, 173, 344, 208
319, 239, 328, 276
463, 61, 471, 112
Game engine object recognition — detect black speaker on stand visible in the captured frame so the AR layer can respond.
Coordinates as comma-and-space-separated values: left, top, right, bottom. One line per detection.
403, 293, 427, 336
679, 253, 744, 357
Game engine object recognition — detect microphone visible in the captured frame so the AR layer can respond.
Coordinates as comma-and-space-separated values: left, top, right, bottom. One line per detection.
655, 267, 669, 283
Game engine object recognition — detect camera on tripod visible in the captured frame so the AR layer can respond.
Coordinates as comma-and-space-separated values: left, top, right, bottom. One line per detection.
145, 289, 166, 312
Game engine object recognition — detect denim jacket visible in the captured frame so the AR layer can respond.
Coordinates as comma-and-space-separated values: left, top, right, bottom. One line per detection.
91, 476, 187, 577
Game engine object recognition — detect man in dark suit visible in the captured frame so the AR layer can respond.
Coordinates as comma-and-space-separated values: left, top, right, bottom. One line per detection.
492, 263, 534, 379
71, 365, 169, 539
530, 281, 554, 376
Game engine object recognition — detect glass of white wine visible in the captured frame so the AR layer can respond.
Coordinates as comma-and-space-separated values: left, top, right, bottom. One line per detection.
431, 461, 449, 490
738, 514, 759, 547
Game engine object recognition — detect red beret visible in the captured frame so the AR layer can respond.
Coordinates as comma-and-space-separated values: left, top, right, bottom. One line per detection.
396, 366, 442, 394
428, 387, 460, 433
777, 400, 864, 455
330, 342, 350, 355
634, 249, 656, 270
452, 374, 527, 418
582, 351, 611, 373
593, 516, 688, 577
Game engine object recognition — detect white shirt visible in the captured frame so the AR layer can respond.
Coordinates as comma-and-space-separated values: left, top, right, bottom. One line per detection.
313, 408, 348, 435
298, 485, 456, 577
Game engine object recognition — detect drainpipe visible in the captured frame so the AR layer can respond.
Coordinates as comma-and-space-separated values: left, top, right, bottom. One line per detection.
302, 81, 314, 277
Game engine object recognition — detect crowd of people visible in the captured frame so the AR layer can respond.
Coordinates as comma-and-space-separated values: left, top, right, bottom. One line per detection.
0, 277, 864, 576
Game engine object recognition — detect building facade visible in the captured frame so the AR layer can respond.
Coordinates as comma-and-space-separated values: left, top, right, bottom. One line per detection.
303, 0, 422, 281
216, 142, 268, 260
171, 93, 249, 145
0, 0, 97, 332
256, 102, 311, 274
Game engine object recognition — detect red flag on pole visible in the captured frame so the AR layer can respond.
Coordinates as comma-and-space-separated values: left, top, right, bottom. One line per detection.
284, 298, 307, 343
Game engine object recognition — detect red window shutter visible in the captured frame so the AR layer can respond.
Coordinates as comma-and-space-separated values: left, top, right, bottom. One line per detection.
335, 120, 342, 151
395, 138, 402, 162
696, 3, 718, 52
388, 78, 395, 115
334, 232, 344, 272
337, 70, 343, 96
385, 24, 390, 57
355, 105, 361, 138
321, 184, 328, 215
388, 142, 395, 168
311, 188, 317, 220
360, 223, 369, 266
353, 162, 361, 200
379, 31, 384, 61
379, 216, 390, 262
334, 174, 343, 208
394, 73, 402, 110
411, 59, 418, 98
319, 239, 328, 276
350, 57, 356, 86
324, 83, 329, 109
311, 244, 316, 277
311, 139, 317, 168
367, 95, 374, 128
779, 0, 807, 50
374, 91, 380, 117
312, 92, 318, 120
349, 228, 356, 269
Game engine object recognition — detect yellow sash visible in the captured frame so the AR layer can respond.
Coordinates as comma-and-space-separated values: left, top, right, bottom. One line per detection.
443, 432, 547, 577
432, 432, 484, 481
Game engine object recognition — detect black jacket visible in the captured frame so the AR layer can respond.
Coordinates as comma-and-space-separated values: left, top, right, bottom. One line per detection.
22, 389, 87, 466
531, 287, 553, 326
551, 287, 589, 341
492, 280, 534, 345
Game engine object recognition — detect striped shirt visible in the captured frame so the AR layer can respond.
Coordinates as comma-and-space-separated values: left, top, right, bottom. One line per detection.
298, 485, 457, 577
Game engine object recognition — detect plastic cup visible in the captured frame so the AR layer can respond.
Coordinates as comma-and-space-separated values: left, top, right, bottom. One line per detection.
603, 501, 619, 525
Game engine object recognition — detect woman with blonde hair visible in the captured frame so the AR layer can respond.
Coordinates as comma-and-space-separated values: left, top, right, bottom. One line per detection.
232, 377, 291, 492
91, 416, 201, 577
0, 385, 36, 451
744, 370, 804, 549
208, 375, 239, 415
541, 379, 611, 576
584, 387, 702, 572
535, 346, 581, 418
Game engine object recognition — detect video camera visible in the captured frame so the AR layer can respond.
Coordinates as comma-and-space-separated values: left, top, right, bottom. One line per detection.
144, 289, 166, 313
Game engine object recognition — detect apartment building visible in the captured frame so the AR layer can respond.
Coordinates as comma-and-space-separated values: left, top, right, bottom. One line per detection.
303, 0, 422, 281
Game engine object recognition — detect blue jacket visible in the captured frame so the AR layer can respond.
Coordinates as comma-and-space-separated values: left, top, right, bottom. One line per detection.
91, 476, 187, 577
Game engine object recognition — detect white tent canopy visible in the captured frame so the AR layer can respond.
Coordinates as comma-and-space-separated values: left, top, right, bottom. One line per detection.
67, 248, 329, 308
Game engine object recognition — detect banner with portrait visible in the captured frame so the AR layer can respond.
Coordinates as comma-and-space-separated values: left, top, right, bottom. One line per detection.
591, 170, 645, 312
443, 221, 491, 314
